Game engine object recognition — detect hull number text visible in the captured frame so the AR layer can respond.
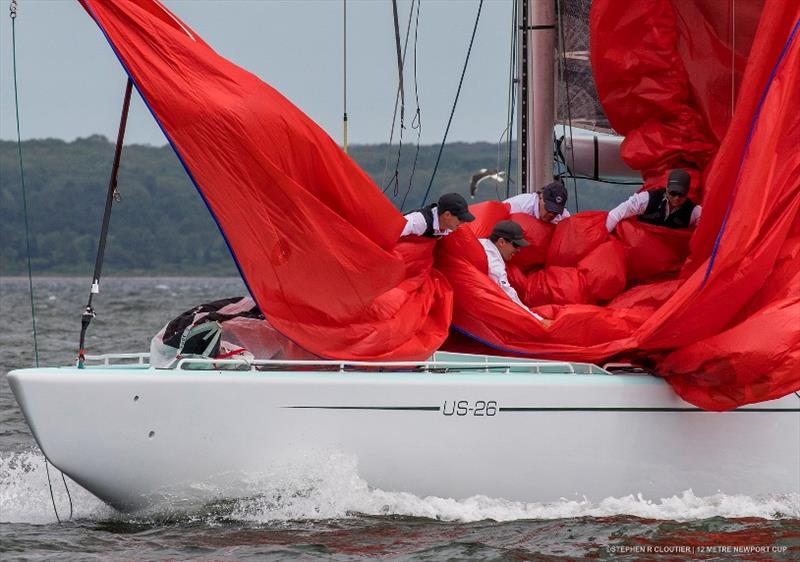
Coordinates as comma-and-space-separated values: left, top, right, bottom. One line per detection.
441, 400, 497, 417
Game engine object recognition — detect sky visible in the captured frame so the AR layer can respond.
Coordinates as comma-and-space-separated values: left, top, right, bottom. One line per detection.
0, 0, 515, 147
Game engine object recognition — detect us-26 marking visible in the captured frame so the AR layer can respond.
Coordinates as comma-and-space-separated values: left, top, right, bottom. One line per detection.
441, 400, 497, 417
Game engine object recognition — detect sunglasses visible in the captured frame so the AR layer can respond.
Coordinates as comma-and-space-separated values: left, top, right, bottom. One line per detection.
503, 238, 523, 248
667, 191, 687, 197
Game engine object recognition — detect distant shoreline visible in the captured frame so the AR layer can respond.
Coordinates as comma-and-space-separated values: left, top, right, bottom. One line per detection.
2, 137, 630, 276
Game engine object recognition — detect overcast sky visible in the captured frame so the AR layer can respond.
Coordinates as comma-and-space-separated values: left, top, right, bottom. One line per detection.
1, 0, 515, 147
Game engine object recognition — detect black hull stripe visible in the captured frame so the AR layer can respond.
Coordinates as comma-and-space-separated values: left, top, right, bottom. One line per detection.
286, 406, 439, 411
285, 406, 800, 413
500, 407, 800, 413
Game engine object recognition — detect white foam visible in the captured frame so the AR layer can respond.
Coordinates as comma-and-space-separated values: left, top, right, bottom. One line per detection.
2, 449, 797, 524
0, 450, 112, 524
224, 452, 800, 523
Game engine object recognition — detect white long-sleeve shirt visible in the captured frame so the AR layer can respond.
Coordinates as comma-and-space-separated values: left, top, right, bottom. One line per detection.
606, 191, 702, 232
479, 239, 545, 322
400, 206, 451, 237
504, 192, 571, 224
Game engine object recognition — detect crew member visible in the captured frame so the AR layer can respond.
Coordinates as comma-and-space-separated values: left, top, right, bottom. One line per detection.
606, 168, 702, 232
504, 180, 570, 224
401, 192, 476, 238
479, 220, 551, 327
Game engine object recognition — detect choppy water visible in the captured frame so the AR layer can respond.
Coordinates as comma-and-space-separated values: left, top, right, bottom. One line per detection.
1, 277, 798, 560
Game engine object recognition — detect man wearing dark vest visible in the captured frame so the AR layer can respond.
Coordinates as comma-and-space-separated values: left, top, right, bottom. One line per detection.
400, 192, 476, 238
605, 168, 702, 232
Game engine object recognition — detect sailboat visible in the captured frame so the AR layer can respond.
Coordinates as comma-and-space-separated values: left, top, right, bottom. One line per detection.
8, 0, 800, 511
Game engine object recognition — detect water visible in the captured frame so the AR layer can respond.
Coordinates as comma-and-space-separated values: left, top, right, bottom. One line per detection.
1, 277, 798, 560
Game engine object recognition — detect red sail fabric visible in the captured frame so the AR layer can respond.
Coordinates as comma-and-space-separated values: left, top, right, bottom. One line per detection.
80, 0, 800, 409
442, 0, 800, 409
79, 0, 451, 360
590, 0, 718, 190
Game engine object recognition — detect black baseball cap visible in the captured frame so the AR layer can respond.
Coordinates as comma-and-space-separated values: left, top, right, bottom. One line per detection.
491, 220, 529, 247
667, 168, 690, 195
542, 181, 568, 214
437, 193, 475, 222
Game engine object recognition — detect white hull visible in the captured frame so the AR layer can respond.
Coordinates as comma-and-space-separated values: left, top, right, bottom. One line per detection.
8, 356, 799, 511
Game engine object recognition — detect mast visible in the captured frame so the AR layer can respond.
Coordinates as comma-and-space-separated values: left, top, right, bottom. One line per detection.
516, 0, 555, 194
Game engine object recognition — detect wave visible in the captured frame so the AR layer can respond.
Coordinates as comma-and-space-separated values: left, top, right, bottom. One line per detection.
0, 450, 112, 524
2, 449, 797, 525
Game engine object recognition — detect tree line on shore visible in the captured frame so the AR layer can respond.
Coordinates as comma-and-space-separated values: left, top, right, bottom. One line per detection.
0, 136, 636, 275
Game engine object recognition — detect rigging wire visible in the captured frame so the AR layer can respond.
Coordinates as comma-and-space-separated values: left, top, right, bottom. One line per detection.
382, 0, 408, 196
382, 0, 417, 197
489, 0, 517, 202
555, 0, 579, 212
391, 0, 406, 122
504, 0, 519, 199
420, 0, 484, 207
552, 135, 641, 186
9, 0, 39, 367
494, 131, 509, 201
399, 0, 423, 212
559, 173, 642, 186
10, 0, 73, 523
342, 0, 348, 153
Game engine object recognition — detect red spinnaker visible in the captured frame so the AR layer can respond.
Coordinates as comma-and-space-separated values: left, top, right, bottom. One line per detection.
79, 0, 800, 409
79, 0, 452, 360
443, 0, 799, 409
593, 0, 800, 409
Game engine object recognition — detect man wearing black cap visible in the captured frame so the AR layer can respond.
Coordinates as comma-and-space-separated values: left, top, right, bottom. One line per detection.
479, 220, 551, 326
504, 180, 570, 224
400, 192, 476, 238
605, 168, 702, 232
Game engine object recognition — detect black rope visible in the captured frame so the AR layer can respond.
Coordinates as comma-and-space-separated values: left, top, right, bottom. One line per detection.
420, 0, 484, 206
41, 458, 75, 523
78, 78, 133, 368
382, 127, 404, 196
382, 0, 417, 197
553, 132, 640, 187
560, 173, 642, 186
391, 0, 405, 121
43, 460, 61, 523
60, 471, 74, 520
381, 0, 407, 196
400, 0, 423, 212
